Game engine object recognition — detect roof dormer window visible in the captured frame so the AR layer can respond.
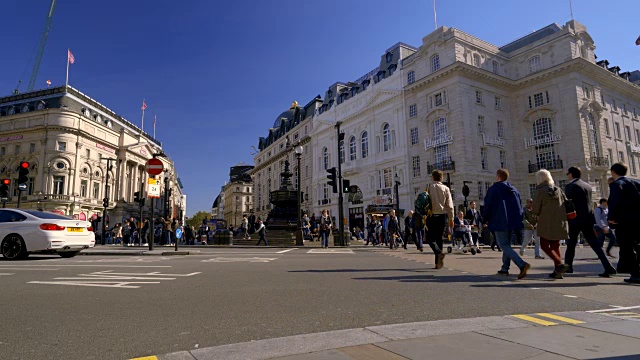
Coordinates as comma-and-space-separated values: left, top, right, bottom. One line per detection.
328, 90, 333, 98
386, 52, 393, 63
21, 104, 30, 113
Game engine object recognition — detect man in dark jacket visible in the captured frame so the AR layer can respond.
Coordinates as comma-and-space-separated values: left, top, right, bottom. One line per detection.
608, 162, 640, 284
465, 201, 483, 252
564, 166, 616, 277
483, 169, 530, 279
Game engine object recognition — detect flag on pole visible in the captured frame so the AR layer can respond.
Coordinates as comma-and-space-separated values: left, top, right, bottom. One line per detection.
141, 100, 147, 110
68, 49, 75, 64
636, 35, 640, 46
153, 115, 157, 138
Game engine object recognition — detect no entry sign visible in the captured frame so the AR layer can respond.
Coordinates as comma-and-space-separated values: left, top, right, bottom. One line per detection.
145, 158, 164, 176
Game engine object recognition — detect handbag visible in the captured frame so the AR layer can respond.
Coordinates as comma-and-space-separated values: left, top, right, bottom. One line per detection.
563, 192, 577, 220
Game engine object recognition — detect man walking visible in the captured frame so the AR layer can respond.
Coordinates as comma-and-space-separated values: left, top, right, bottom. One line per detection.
248, 210, 256, 235
594, 198, 616, 258
483, 169, 530, 279
404, 210, 415, 250
607, 162, 640, 284
465, 201, 483, 253
255, 218, 268, 246
564, 166, 616, 277
425, 170, 454, 269
387, 209, 401, 249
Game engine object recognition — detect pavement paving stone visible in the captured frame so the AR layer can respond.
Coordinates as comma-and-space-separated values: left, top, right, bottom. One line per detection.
366, 315, 531, 340
188, 328, 389, 360
577, 320, 640, 339
478, 324, 640, 359
375, 331, 547, 360
273, 349, 356, 360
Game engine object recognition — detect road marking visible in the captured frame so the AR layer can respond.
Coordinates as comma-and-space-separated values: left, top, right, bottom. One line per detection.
530, 288, 541, 290
130, 356, 158, 360
307, 249, 354, 254
201, 257, 277, 263
0, 268, 59, 271
609, 312, 638, 315
0, 273, 15, 276
563, 295, 579, 298
536, 313, 585, 324
276, 249, 297, 253
28, 270, 199, 289
0, 264, 171, 268
511, 314, 557, 326
588, 305, 640, 313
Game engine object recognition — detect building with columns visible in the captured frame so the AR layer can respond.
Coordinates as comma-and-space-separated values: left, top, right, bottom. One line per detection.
222, 163, 253, 228
0, 86, 184, 225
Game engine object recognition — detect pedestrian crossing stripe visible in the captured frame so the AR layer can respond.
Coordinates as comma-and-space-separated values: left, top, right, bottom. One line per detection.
511, 313, 585, 326
604, 312, 640, 319
129, 356, 157, 360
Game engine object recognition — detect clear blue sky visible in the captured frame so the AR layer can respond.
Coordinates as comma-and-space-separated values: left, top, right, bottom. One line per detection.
1, 0, 638, 216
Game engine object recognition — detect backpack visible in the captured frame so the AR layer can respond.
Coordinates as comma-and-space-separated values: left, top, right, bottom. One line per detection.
414, 191, 431, 216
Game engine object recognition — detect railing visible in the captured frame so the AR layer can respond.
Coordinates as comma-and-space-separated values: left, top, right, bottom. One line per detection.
426, 158, 456, 174
587, 156, 610, 169
528, 157, 564, 173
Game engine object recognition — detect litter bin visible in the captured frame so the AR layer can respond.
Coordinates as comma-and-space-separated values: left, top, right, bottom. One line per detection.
220, 230, 233, 245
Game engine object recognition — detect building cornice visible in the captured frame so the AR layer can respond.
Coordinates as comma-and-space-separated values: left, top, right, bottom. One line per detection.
251, 135, 311, 174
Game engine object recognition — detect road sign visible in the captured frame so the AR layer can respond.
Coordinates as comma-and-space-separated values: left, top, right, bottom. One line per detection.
18, 183, 27, 191
147, 178, 160, 198
175, 228, 183, 239
145, 158, 164, 176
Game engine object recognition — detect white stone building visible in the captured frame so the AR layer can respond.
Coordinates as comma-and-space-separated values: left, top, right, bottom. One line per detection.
0, 86, 184, 226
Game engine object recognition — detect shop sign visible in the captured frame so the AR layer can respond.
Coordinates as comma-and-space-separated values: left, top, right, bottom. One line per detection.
372, 195, 392, 205
0, 135, 23, 142
96, 143, 116, 153
424, 134, 453, 150
524, 133, 562, 149
482, 134, 504, 147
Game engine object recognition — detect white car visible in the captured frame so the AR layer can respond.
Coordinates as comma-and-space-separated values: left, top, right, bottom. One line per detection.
0, 209, 96, 260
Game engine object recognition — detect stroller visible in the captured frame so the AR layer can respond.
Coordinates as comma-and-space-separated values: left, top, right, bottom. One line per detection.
447, 224, 480, 255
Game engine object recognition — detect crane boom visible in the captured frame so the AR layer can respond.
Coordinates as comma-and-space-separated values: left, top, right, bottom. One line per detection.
26, 0, 57, 92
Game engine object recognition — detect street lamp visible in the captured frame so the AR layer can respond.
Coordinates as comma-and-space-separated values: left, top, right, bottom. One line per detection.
294, 144, 304, 246
394, 173, 401, 212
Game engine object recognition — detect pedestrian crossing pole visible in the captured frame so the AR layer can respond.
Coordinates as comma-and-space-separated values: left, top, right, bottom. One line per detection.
336, 121, 345, 246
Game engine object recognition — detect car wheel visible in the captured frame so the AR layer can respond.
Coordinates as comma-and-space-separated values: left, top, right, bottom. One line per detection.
59, 251, 80, 258
1, 234, 28, 260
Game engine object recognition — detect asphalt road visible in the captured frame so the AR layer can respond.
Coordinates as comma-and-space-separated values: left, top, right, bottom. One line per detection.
0, 246, 635, 360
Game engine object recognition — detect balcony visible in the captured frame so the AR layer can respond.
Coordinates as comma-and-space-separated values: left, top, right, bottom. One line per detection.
587, 156, 610, 170
426, 158, 456, 174
528, 156, 564, 173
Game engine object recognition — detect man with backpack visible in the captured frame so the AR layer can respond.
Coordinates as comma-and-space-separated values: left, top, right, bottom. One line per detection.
608, 162, 640, 284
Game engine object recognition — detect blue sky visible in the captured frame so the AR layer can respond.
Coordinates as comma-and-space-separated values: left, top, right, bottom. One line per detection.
1, 0, 638, 216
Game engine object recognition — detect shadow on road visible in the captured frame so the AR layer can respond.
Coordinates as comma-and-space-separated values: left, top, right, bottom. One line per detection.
0, 256, 60, 261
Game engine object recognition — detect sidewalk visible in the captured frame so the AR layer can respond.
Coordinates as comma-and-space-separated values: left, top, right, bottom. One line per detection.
134, 310, 640, 360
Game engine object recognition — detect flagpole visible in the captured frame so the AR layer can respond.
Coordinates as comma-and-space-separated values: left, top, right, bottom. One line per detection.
433, 0, 437, 30
65, 48, 70, 87
153, 115, 156, 139
569, 0, 574, 20
141, 99, 145, 133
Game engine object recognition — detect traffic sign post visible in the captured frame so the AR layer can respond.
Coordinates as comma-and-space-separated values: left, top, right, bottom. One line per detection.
147, 178, 160, 198
145, 158, 164, 176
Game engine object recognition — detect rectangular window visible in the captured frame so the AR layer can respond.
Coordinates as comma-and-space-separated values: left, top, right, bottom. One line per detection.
57, 141, 66, 152
623, 104, 628, 115
499, 150, 507, 167
410, 127, 419, 145
80, 180, 87, 198
497, 120, 504, 138
481, 148, 488, 170
618, 151, 625, 163
53, 176, 65, 195
29, 143, 35, 154
409, 104, 417, 118
322, 183, 328, 200
583, 85, 591, 99
635, 129, 640, 145
612, 99, 617, 111
85, 149, 90, 158
633, 108, 637, 118
383, 168, 393, 188
412, 156, 421, 178
625, 126, 631, 141
608, 149, 614, 163
494, 96, 501, 110
604, 119, 610, 136
93, 182, 100, 199
630, 155, 637, 174
407, 70, 415, 84
533, 93, 544, 107
434, 145, 449, 164
478, 116, 485, 134
492, 61, 499, 74
600, 93, 606, 107
0, 147, 4, 156
615, 122, 622, 139
478, 182, 484, 200
475, 90, 483, 104
14, 145, 20, 155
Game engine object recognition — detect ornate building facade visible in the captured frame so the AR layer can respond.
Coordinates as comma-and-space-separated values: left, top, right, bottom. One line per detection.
0, 86, 184, 225
250, 19, 640, 231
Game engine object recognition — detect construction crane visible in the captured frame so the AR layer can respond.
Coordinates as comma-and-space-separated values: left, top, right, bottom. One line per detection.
15, 0, 57, 94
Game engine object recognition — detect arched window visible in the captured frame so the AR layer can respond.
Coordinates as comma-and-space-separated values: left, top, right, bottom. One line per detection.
385, 52, 393, 63
383, 123, 392, 152
431, 54, 440, 73
588, 113, 600, 157
349, 136, 356, 161
322, 147, 329, 170
361, 132, 369, 158
433, 117, 449, 163
533, 118, 556, 165
529, 56, 541, 74
339, 140, 345, 164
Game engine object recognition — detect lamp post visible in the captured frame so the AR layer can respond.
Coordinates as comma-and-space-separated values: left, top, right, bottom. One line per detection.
394, 173, 401, 212
294, 144, 304, 246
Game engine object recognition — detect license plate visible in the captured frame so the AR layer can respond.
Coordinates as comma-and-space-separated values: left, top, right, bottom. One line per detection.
67, 227, 83, 232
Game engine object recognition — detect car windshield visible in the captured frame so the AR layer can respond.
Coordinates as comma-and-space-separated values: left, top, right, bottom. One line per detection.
22, 210, 73, 220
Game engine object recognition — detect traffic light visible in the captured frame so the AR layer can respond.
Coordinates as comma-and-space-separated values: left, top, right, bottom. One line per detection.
133, 191, 141, 203
462, 184, 470, 198
0, 179, 9, 198
18, 161, 29, 185
327, 167, 337, 193
103, 197, 109, 208
342, 179, 350, 193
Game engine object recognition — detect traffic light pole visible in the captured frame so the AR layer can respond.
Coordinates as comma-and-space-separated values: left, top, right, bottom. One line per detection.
335, 121, 345, 247
101, 158, 115, 245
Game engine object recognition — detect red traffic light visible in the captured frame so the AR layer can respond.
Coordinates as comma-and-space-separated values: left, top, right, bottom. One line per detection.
1, 179, 9, 185
20, 161, 29, 169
